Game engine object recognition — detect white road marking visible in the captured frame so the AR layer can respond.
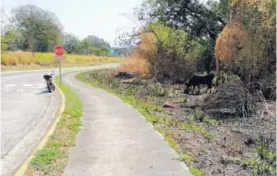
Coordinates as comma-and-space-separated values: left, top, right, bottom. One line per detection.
5, 84, 16, 87
32, 84, 45, 88
3, 84, 45, 93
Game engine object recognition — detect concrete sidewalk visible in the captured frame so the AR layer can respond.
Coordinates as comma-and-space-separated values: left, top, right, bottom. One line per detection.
63, 72, 191, 176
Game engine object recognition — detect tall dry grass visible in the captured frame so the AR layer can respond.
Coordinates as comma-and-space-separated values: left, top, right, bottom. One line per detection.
1, 51, 124, 66
117, 32, 156, 76
118, 50, 151, 75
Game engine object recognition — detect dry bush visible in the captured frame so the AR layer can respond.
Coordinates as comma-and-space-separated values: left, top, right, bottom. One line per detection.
153, 53, 197, 83
138, 27, 198, 83
215, 0, 275, 76
247, 73, 276, 100
117, 23, 200, 83
215, 21, 249, 74
118, 51, 150, 76
215, 0, 276, 100
137, 32, 157, 53
116, 32, 154, 77
147, 25, 199, 83
203, 81, 260, 117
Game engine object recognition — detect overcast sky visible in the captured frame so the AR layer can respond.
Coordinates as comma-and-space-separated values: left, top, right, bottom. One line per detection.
1, 0, 143, 46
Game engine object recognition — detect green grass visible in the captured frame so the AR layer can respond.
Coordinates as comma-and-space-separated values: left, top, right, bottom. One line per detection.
76, 70, 211, 176
203, 116, 218, 125
25, 77, 83, 176
181, 121, 214, 141
243, 136, 277, 176
189, 168, 205, 176
179, 152, 195, 165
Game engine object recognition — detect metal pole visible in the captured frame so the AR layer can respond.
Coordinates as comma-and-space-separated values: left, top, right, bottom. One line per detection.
59, 61, 62, 85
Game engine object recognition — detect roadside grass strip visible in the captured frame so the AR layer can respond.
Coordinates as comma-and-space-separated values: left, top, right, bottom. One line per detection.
76, 70, 205, 176
24, 76, 83, 176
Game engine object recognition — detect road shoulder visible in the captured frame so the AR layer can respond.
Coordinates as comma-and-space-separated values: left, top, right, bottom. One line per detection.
2, 90, 61, 176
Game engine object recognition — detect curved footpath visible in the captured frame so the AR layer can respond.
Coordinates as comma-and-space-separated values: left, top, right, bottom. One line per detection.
62, 72, 191, 176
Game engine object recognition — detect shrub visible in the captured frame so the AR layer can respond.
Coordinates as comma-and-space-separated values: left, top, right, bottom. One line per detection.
117, 23, 201, 83
203, 81, 259, 117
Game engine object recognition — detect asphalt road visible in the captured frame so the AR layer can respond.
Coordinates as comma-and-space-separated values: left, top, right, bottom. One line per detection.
0, 64, 119, 176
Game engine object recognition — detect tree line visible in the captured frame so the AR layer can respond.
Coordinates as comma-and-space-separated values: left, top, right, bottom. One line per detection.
1, 4, 111, 56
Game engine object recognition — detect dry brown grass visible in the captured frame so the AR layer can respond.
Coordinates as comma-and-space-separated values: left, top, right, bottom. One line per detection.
215, 21, 249, 65
118, 54, 150, 76
117, 32, 157, 76
1, 51, 124, 70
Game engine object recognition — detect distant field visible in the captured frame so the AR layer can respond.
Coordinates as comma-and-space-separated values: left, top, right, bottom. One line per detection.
1, 51, 124, 71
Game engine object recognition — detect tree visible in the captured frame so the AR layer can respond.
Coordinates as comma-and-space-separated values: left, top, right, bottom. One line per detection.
139, 0, 228, 40
137, 0, 231, 72
85, 35, 110, 49
11, 4, 63, 52
81, 39, 90, 55
91, 47, 110, 56
62, 33, 80, 54
1, 29, 18, 51
79, 35, 111, 56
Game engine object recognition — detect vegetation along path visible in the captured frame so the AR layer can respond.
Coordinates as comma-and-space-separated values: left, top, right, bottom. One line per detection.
61, 71, 191, 176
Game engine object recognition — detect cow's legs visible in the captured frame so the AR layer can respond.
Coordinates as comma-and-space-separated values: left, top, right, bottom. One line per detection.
205, 86, 209, 93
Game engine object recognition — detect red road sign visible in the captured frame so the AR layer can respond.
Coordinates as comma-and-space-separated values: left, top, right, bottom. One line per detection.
54, 45, 64, 56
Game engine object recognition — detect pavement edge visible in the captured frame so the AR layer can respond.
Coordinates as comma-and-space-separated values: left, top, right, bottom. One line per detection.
13, 80, 65, 176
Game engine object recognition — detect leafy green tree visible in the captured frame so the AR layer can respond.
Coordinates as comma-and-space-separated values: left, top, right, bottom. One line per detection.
62, 33, 80, 54
81, 39, 90, 55
1, 29, 18, 51
138, 0, 230, 72
11, 4, 63, 52
61, 33, 111, 56
85, 35, 110, 49
81, 36, 110, 56
3, 4, 112, 57
140, 0, 228, 40
90, 47, 109, 56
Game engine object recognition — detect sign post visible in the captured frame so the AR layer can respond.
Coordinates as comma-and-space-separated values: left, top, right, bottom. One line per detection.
54, 45, 65, 85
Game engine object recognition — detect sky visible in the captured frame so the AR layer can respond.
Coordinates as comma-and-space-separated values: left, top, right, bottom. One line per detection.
1, 0, 143, 46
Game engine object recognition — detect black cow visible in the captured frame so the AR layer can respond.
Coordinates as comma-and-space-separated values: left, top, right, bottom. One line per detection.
184, 73, 215, 94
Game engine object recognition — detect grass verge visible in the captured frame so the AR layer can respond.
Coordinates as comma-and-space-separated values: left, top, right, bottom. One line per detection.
76, 70, 205, 176
24, 77, 83, 176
